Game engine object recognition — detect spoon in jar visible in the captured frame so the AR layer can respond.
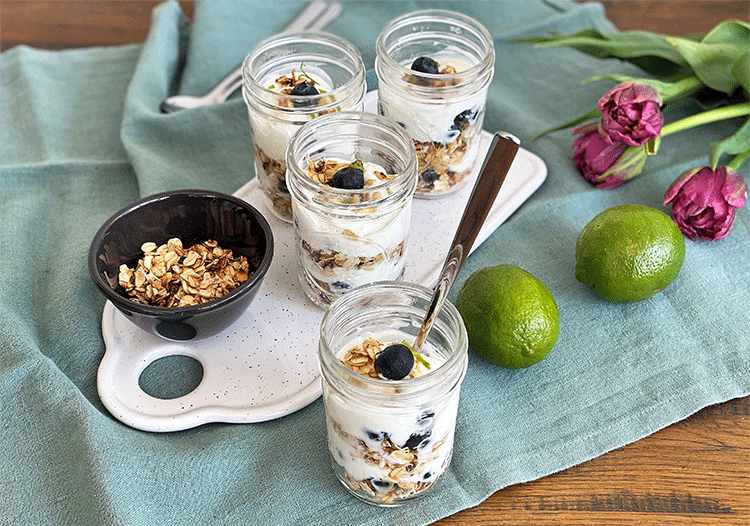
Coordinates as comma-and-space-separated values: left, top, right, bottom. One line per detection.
412, 132, 520, 352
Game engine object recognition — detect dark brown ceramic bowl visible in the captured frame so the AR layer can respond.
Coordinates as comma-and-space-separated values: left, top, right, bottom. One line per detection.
89, 190, 273, 341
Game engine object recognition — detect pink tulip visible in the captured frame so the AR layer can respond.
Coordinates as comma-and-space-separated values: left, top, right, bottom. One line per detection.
597, 81, 663, 146
572, 123, 648, 189
663, 166, 748, 241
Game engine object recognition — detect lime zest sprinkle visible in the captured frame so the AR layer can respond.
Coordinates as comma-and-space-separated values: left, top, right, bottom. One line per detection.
402, 340, 431, 370
268, 84, 275, 90
350, 159, 364, 171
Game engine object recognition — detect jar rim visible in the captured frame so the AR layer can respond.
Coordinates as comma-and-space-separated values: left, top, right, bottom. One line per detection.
242, 30, 366, 116
318, 281, 469, 402
286, 111, 418, 211
375, 9, 495, 94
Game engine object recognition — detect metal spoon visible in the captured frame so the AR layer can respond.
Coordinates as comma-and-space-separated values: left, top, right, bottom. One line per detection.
160, 0, 343, 113
413, 132, 521, 351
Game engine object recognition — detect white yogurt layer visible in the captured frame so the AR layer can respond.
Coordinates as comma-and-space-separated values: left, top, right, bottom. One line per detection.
294, 159, 411, 294
377, 55, 487, 145
325, 330, 457, 503
248, 65, 335, 161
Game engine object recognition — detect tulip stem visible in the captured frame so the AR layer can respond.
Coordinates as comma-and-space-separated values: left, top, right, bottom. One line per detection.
728, 150, 750, 171
661, 103, 750, 137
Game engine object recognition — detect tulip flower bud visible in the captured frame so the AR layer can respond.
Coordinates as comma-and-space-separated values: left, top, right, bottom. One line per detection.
597, 81, 663, 146
663, 166, 748, 241
572, 123, 630, 188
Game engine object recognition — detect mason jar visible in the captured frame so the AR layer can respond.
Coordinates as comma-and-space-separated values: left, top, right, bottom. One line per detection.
375, 9, 495, 198
319, 281, 469, 505
286, 111, 418, 307
242, 31, 367, 222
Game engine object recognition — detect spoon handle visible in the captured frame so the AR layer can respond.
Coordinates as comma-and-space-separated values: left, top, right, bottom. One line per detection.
413, 132, 520, 351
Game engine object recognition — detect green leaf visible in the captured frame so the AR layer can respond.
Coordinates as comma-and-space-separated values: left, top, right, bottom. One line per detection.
665, 20, 750, 95
582, 74, 704, 102
709, 117, 750, 168
598, 140, 655, 183
512, 29, 689, 76
530, 108, 600, 141
646, 137, 660, 156
731, 51, 750, 96
401, 340, 431, 370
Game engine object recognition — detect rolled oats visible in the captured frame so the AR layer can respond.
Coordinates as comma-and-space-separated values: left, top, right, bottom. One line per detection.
331, 417, 445, 504
118, 238, 254, 307
255, 145, 292, 220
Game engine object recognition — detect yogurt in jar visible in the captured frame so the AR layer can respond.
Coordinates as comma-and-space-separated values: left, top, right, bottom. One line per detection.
247, 65, 338, 220
242, 32, 367, 221
326, 331, 457, 504
293, 158, 411, 304
377, 53, 489, 195
375, 10, 495, 197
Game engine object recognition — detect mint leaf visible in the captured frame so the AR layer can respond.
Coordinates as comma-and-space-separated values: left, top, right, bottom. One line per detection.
401, 340, 431, 370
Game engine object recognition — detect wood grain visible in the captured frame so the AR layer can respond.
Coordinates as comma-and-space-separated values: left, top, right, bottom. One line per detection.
1, 1, 748, 525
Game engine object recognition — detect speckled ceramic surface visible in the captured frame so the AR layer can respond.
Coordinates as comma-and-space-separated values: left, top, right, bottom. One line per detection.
97, 93, 547, 432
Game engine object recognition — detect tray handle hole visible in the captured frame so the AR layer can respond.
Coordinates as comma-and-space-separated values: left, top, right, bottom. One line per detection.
138, 354, 203, 400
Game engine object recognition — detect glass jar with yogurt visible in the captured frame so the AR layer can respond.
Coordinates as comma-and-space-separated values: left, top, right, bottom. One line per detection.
319, 281, 469, 505
375, 10, 495, 198
286, 111, 418, 307
242, 32, 367, 222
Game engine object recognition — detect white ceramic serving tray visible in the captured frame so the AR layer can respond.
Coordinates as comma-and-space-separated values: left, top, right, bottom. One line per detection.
98, 97, 547, 432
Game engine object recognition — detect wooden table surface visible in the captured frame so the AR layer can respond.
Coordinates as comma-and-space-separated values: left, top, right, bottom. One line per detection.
1, 1, 748, 525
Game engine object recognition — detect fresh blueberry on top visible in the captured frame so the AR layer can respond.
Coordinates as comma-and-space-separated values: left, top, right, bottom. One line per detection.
331, 166, 365, 189
420, 169, 440, 183
374, 344, 414, 380
290, 82, 319, 96
411, 56, 439, 75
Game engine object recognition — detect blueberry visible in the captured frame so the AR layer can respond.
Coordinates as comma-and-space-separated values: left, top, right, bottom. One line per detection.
453, 109, 477, 130
420, 169, 440, 183
290, 82, 319, 96
365, 429, 389, 442
423, 472, 432, 480
411, 56, 439, 75
331, 166, 365, 189
370, 478, 392, 489
374, 344, 414, 380
416, 411, 435, 427
404, 431, 431, 450
444, 125, 461, 143
277, 179, 289, 194
330, 281, 350, 291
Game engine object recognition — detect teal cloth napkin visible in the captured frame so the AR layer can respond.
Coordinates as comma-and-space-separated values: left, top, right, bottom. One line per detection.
1, 1, 748, 524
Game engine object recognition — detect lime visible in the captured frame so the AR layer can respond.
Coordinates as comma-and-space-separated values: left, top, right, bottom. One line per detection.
456, 265, 559, 369
575, 204, 685, 302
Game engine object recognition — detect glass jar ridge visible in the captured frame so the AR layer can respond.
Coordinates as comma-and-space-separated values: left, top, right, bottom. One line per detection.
286, 112, 418, 307
375, 9, 495, 198
242, 31, 366, 222
319, 281, 469, 506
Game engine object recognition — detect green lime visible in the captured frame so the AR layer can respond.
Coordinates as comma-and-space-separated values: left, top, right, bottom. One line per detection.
575, 204, 685, 303
456, 264, 559, 369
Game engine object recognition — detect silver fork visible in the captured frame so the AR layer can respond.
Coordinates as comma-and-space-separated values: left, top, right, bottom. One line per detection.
161, 0, 344, 113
